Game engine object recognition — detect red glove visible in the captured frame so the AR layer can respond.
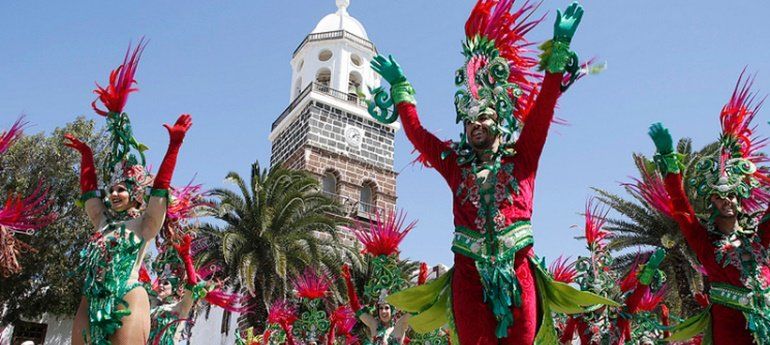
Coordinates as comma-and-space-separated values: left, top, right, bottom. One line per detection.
341, 265, 362, 312
418, 262, 429, 285
153, 114, 192, 190
63, 134, 98, 194
173, 234, 198, 285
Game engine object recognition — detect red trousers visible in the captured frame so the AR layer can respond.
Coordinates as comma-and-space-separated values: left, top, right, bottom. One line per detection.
711, 304, 754, 344
452, 247, 538, 344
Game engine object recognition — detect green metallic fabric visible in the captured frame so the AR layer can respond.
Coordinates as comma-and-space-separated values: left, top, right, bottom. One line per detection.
367, 80, 414, 125
103, 111, 148, 182
364, 254, 409, 302
452, 222, 533, 338
78, 215, 145, 344
654, 151, 684, 175
710, 282, 770, 344
149, 188, 170, 201
451, 222, 533, 262
532, 257, 620, 344
79, 190, 104, 206
149, 305, 181, 345
664, 307, 712, 344
292, 298, 330, 343
386, 268, 459, 344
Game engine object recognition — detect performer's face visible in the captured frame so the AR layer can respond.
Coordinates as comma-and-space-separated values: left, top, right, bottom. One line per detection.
377, 303, 392, 323
109, 182, 136, 212
710, 194, 738, 217
158, 279, 173, 299
465, 111, 498, 150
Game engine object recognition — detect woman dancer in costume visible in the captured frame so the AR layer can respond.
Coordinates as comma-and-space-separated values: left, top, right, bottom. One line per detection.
67, 41, 193, 344
367, 1, 616, 343
341, 211, 415, 344
649, 72, 770, 344
149, 235, 208, 345
342, 266, 410, 345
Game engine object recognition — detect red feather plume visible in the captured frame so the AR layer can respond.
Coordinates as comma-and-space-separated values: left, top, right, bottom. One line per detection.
548, 255, 578, 284
623, 159, 675, 219
583, 198, 610, 248
720, 69, 766, 159
293, 268, 330, 300
638, 285, 668, 312
0, 116, 27, 155
0, 186, 57, 276
267, 299, 298, 336
351, 210, 416, 257
92, 39, 147, 116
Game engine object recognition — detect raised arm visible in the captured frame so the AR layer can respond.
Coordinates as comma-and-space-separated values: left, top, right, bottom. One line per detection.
515, 2, 583, 175
648, 123, 712, 259
392, 313, 412, 341
370, 55, 460, 185
341, 265, 378, 333
142, 114, 192, 241
174, 234, 205, 316
64, 134, 105, 228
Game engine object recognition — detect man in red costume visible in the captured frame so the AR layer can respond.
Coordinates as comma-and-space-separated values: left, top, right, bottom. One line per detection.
649, 72, 770, 344
367, 1, 615, 344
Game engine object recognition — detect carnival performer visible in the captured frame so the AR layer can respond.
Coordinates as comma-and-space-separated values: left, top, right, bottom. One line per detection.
557, 201, 668, 345
342, 265, 410, 345
341, 211, 416, 344
0, 116, 58, 277
649, 72, 770, 344
366, 1, 616, 343
67, 41, 193, 345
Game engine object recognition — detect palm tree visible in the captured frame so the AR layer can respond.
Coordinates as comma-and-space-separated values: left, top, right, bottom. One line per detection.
210, 161, 358, 330
593, 138, 718, 317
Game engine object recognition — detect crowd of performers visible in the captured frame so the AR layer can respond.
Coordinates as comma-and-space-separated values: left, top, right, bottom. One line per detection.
3, 0, 770, 344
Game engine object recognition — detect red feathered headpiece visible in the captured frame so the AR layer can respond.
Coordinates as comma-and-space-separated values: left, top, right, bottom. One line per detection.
583, 198, 609, 249
293, 268, 330, 300
351, 210, 416, 257
458, 0, 544, 128
92, 39, 147, 116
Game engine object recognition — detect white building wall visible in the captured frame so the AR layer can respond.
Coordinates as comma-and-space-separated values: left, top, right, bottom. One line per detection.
186, 306, 239, 345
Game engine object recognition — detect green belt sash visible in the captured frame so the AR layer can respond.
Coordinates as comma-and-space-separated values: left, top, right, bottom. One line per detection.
452, 221, 533, 338
710, 282, 770, 344
710, 283, 767, 313
451, 221, 533, 262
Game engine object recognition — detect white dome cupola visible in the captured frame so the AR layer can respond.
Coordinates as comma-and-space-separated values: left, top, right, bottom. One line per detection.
289, 0, 380, 102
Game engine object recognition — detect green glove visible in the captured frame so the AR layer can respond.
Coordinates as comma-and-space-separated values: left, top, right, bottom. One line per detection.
648, 123, 674, 154
554, 2, 584, 44
638, 248, 666, 286
371, 54, 406, 85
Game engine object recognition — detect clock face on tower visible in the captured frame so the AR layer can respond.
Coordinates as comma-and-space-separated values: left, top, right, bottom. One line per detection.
344, 125, 363, 149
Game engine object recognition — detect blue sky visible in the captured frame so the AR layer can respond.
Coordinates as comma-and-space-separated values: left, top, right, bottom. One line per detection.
2, 1, 770, 267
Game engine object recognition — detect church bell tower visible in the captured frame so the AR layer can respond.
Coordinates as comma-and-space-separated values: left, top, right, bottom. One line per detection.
269, 0, 399, 221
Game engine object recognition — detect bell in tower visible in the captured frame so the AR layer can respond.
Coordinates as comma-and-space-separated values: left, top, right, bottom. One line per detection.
269, 0, 399, 222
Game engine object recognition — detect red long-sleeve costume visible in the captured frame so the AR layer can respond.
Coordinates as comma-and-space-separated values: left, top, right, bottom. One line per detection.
397, 71, 563, 344
663, 172, 770, 344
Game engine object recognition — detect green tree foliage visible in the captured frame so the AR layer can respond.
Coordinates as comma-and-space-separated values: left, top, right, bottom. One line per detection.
208, 161, 357, 330
0, 117, 109, 325
594, 138, 719, 317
